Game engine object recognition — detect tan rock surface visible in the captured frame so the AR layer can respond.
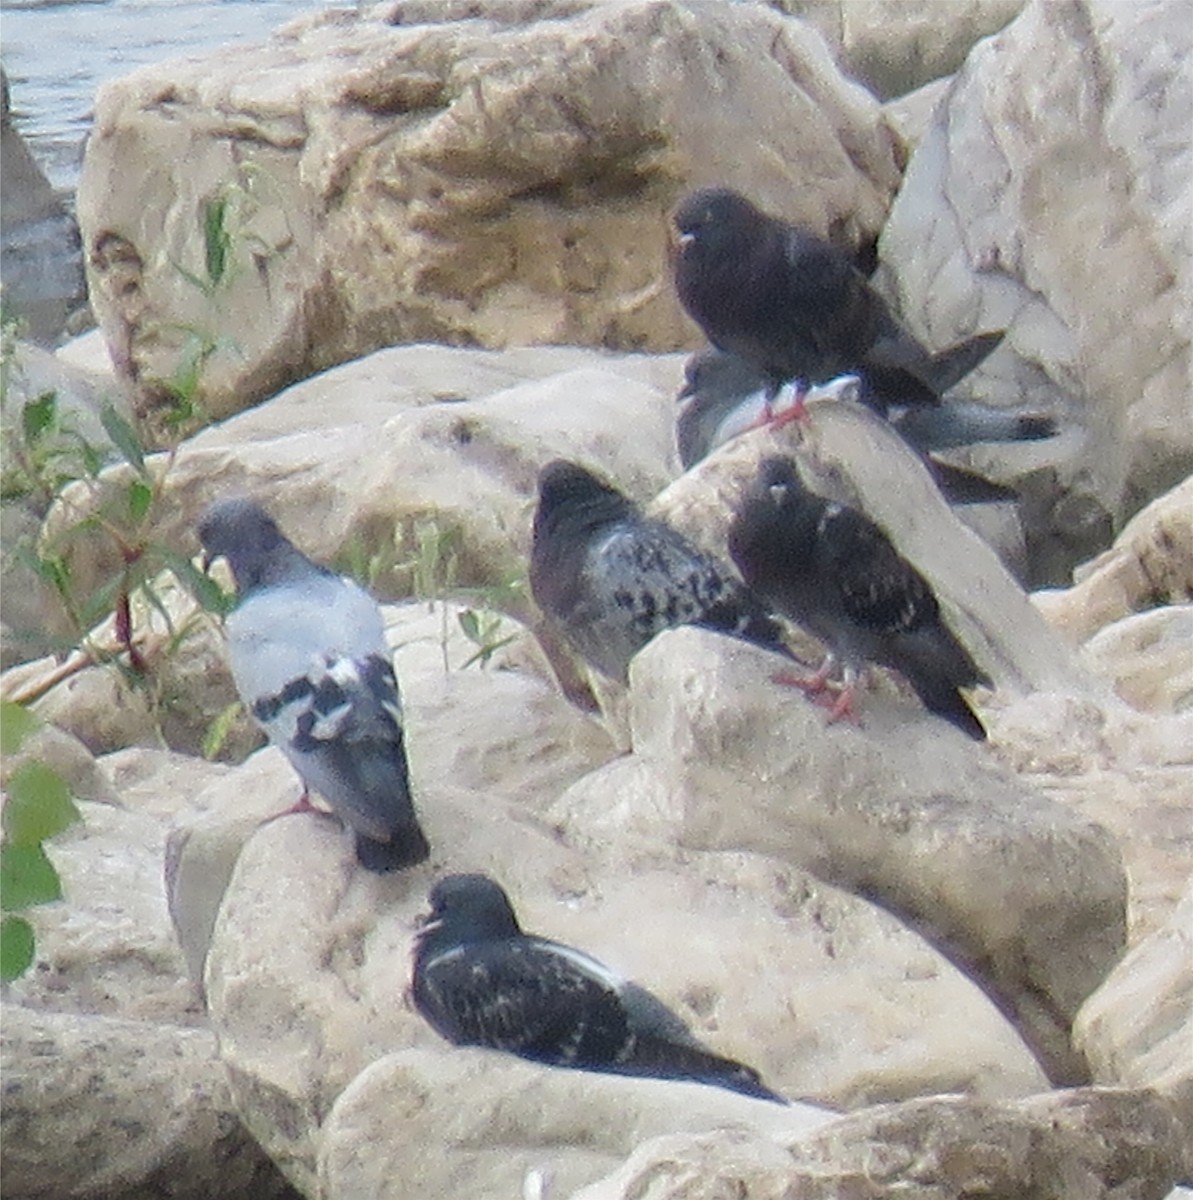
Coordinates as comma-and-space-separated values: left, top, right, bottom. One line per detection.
204, 799, 1050, 1194
574, 1087, 1187, 1200
878, 0, 1193, 575
1075, 879, 1193, 1179
0, 1006, 295, 1200
779, 0, 1025, 99
1033, 476, 1193, 647
319, 1048, 836, 1200
553, 626, 1125, 1085
76, 0, 900, 427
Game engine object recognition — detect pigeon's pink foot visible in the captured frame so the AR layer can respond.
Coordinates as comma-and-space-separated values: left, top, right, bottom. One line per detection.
261, 789, 324, 826
824, 685, 861, 725
766, 385, 810, 431
771, 658, 835, 696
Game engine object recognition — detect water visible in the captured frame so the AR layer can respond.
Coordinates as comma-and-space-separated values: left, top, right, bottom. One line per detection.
2, 0, 333, 197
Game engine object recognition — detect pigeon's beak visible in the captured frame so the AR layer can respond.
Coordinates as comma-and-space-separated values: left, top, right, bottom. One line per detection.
768, 483, 788, 505
676, 231, 695, 247
413, 909, 441, 933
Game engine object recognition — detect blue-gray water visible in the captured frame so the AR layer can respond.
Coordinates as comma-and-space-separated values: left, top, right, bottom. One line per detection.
2, 0, 333, 196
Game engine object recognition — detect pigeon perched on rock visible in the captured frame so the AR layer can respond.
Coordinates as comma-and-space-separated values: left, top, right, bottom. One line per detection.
530, 459, 793, 683
728, 457, 990, 740
412, 873, 787, 1104
198, 497, 430, 872
675, 348, 1053, 505
672, 187, 1004, 412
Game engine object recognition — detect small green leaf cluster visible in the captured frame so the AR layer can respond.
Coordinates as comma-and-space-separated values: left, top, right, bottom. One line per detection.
0, 701, 82, 982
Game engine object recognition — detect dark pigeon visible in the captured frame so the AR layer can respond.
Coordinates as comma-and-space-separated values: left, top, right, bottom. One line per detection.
198, 497, 430, 872
412, 873, 787, 1104
728, 457, 990, 740
675, 348, 1054, 505
672, 186, 1004, 412
530, 459, 794, 683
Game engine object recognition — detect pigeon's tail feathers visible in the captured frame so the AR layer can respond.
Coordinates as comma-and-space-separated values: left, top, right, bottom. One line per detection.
627, 1033, 788, 1105
1012, 413, 1057, 440
923, 331, 1005, 392
908, 677, 987, 741
354, 821, 430, 873
895, 636, 989, 741
896, 402, 1058, 451
927, 461, 1018, 506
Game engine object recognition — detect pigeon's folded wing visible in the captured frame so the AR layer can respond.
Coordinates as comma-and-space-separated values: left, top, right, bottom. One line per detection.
418, 938, 630, 1061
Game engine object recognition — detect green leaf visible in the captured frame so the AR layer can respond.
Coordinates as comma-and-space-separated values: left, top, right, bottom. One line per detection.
127, 478, 153, 523
0, 701, 40, 756
3, 763, 81, 845
457, 608, 480, 642
17, 547, 71, 599
203, 194, 232, 286
0, 915, 35, 982
22, 391, 58, 445
159, 549, 235, 615
202, 700, 245, 760
461, 633, 516, 671
0, 842, 63, 911
100, 403, 146, 475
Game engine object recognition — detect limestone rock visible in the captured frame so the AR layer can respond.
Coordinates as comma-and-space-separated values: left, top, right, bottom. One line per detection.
777, 0, 1026, 99
0, 71, 86, 345
1081, 606, 1193, 716
1075, 880, 1193, 1179
40, 345, 683, 643
0, 719, 118, 806
649, 396, 1095, 696
0, 1005, 296, 1200
552, 626, 1126, 1084
877, 0, 1193, 579
1033, 476, 1193, 647
3, 795, 200, 1027
166, 599, 615, 988
202, 784, 1051, 1193
75, 0, 900, 427
318, 1048, 836, 1200
575, 1087, 1187, 1200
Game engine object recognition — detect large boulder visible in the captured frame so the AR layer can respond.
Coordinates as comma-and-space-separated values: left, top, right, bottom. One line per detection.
777, 0, 1026, 99
0, 71, 86, 345
1074, 879, 1193, 1180
574, 1087, 1187, 1200
877, 0, 1193, 581
318, 1049, 835, 1200
76, 0, 901, 432
552, 626, 1125, 1086
0, 1006, 296, 1200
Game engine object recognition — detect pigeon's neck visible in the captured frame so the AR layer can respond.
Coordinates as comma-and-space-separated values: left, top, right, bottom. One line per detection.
228, 544, 329, 596
537, 492, 633, 545
415, 913, 521, 962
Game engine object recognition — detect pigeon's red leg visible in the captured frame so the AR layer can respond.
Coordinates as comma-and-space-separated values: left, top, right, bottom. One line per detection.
261, 787, 324, 826
772, 655, 836, 696
765, 380, 811, 430
824, 666, 862, 725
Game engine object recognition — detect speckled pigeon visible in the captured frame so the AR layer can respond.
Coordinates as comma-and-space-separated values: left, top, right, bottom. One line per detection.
412, 873, 787, 1103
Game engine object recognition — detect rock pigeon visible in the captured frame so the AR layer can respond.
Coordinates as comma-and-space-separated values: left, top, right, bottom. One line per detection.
198, 497, 430, 872
728, 457, 990, 740
675, 348, 1054, 505
412, 874, 787, 1104
530, 459, 794, 684
672, 187, 1004, 413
